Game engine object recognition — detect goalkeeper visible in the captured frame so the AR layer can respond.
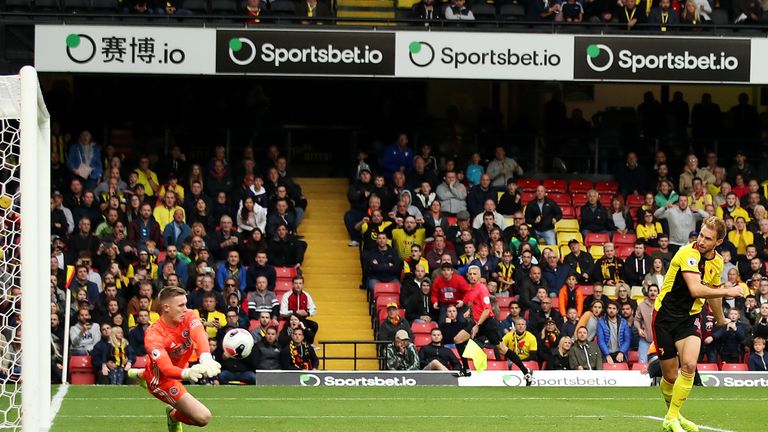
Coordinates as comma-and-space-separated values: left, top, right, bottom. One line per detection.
127, 287, 221, 431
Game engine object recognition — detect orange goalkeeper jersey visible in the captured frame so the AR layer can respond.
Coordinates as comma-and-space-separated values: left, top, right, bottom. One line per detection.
144, 310, 209, 382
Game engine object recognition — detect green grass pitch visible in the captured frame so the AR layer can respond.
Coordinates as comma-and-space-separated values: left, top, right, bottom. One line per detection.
48, 385, 764, 432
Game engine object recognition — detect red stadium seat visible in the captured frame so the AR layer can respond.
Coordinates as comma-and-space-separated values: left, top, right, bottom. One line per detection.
578, 284, 594, 296
572, 193, 588, 207
574, 206, 582, 220
447, 216, 458, 226
275, 266, 297, 280
275, 279, 292, 292
697, 363, 718, 371
521, 191, 535, 204
720, 363, 749, 371
645, 247, 659, 256
544, 179, 567, 193
487, 360, 509, 370
70, 355, 96, 385
278, 320, 286, 334
414, 334, 431, 348
626, 194, 644, 207
616, 246, 634, 260
483, 348, 497, 359
569, 179, 593, 194
585, 233, 610, 247
133, 355, 148, 369
375, 294, 399, 312
249, 319, 259, 331
496, 296, 514, 309
517, 178, 540, 192
548, 192, 571, 207
603, 363, 629, 370
373, 282, 400, 298
560, 206, 576, 220
595, 181, 619, 193
157, 251, 167, 264
627, 350, 639, 365
598, 194, 613, 207
510, 361, 540, 371
631, 362, 649, 373
497, 309, 510, 321
411, 321, 438, 334
275, 286, 291, 300
613, 233, 638, 247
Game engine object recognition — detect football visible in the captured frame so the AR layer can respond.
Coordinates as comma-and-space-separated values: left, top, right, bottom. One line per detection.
222, 328, 254, 359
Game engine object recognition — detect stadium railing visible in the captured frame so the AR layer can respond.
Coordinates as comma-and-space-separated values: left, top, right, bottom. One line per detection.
317, 340, 390, 370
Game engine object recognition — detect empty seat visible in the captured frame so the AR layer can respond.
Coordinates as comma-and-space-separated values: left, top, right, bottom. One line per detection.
556, 231, 583, 246
627, 350, 639, 365
133, 355, 148, 369
414, 334, 431, 348
569, 179, 593, 193
499, 3, 524, 20
572, 193, 588, 207
544, 179, 567, 193
548, 192, 571, 207
613, 233, 637, 247
270, 0, 298, 16
595, 181, 619, 193
555, 219, 580, 233
212, 0, 238, 13
62, 0, 90, 12
589, 245, 604, 259
486, 360, 509, 370
396, 0, 420, 9
510, 361, 540, 371
496, 296, 514, 309
275, 266, 297, 280
616, 246, 633, 260
517, 178, 540, 191
183, 0, 208, 14
91, 0, 117, 12
411, 321, 438, 334
720, 363, 748, 371
697, 363, 718, 371
631, 362, 648, 373
69, 355, 96, 385
578, 284, 594, 296
598, 194, 613, 207
373, 282, 400, 298
602, 362, 629, 370
472, 3, 497, 20
560, 206, 576, 220
520, 191, 535, 203
626, 194, 644, 207
585, 232, 610, 247
497, 309, 510, 321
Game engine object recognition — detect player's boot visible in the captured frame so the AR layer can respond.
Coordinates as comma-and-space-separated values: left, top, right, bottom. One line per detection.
523, 370, 533, 387
455, 369, 472, 377
677, 415, 699, 432
166, 406, 183, 432
127, 368, 147, 389
662, 417, 686, 432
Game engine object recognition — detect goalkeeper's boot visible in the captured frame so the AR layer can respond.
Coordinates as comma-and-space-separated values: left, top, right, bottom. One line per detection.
127, 368, 147, 389
166, 406, 183, 432
678, 415, 699, 432
662, 417, 686, 432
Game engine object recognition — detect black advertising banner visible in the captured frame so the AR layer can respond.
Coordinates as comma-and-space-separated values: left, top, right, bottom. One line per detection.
574, 36, 751, 83
216, 30, 395, 76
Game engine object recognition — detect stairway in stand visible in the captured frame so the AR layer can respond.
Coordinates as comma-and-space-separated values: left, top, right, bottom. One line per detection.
296, 178, 379, 370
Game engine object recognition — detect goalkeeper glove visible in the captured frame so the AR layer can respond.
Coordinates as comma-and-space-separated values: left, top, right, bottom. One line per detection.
198, 352, 221, 378
181, 364, 207, 383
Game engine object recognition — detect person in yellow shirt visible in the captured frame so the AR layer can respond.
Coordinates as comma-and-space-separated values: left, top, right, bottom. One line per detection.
391, 216, 426, 261
501, 317, 538, 362
636, 210, 665, 247
157, 173, 185, 203
153, 190, 186, 231
688, 178, 713, 210
134, 156, 160, 197
199, 292, 227, 339
715, 192, 750, 222
403, 244, 429, 275
728, 217, 754, 256
127, 297, 160, 329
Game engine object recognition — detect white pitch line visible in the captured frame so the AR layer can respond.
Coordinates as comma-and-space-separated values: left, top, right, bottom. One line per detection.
642, 416, 736, 432
47, 384, 69, 431
63, 396, 768, 402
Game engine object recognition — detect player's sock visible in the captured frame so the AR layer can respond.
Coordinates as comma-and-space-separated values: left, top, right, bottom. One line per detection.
171, 408, 198, 426
456, 342, 471, 371
666, 370, 694, 420
660, 377, 674, 408
504, 349, 529, 375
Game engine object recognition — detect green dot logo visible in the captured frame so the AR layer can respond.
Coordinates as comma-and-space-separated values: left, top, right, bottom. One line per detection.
408, 41, 435, 68
65, 33, 96, 64
585, 43, 613, 73
299, 373, 321, 386
228, 37, 257, 66
501, 374, 523, 387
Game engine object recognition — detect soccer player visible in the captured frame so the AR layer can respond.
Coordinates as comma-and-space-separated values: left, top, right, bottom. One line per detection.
653, 216, 743, 432
128, 287, 221, 431
453, 265, 533, 384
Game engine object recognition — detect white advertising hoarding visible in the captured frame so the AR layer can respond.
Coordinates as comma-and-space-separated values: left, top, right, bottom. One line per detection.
395, 31, 574, 81
35, 25, 216, 74
459, 370, 652, 387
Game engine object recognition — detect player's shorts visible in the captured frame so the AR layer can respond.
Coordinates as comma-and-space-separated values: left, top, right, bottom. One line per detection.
652, 310, 701, 361
147, 377, 188, 406
463, 318, 501, 346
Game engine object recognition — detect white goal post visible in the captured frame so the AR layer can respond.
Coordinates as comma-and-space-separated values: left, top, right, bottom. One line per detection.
0, 66, 51, 431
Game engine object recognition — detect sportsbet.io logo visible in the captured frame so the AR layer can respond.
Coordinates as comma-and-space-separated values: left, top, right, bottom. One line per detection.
300, 374, 321, 386
408, 41, 435, 67
586, 44, 613, 72
228, 37, 257, 66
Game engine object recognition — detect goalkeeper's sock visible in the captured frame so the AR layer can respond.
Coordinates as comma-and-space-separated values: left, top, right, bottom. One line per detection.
666, 371, 694, 421
660, 377, 674, 408
171, 408, 198, 426
456, 342, 470, 371
504, 349, 529, 375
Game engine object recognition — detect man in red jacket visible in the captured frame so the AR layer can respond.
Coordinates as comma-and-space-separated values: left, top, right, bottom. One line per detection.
431, 263, 470, 324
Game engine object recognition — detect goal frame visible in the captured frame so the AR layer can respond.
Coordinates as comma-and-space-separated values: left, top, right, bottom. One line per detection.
14, 66, 51, 432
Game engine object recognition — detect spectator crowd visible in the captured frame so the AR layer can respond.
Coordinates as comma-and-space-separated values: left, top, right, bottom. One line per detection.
347, 133, 768, 372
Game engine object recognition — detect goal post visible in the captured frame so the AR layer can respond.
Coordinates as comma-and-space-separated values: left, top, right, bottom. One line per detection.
0, 66, 51, 431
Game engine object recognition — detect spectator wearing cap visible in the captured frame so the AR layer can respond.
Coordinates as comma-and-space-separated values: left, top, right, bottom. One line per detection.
385, 329, 419, 371
436, 170, 467, 216
405, 278, 437, 323
378, 302, 413, 344
445, 210, 472, 244
563, 239, 594, 285
654, 194, 708, 251
344, 167, 374, 247
524, 185, 562, 246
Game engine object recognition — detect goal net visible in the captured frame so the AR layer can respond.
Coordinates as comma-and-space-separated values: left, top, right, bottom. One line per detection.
0, 67, 51, 431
